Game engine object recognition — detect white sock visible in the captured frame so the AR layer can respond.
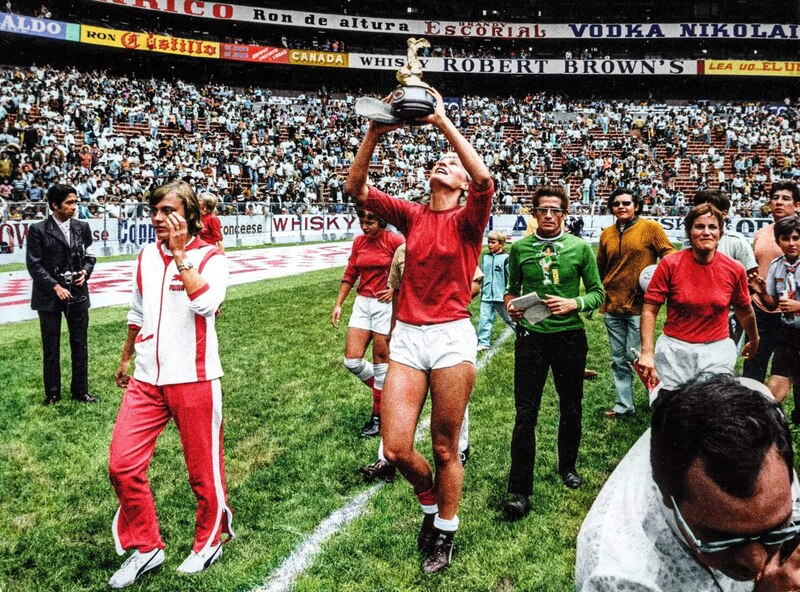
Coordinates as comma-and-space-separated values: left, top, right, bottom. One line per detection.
434, 515, 459, 532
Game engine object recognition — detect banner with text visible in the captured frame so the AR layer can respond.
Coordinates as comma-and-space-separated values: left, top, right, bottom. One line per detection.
1, 214, 772, 264
1, 18, 794, 78
288, 49, 349, 68
703, 60, 800, 77
220, 43, 288, 63
0, 12, 79, 40
84, 3, 800, 40
80, 25, 220, 58
489, 214, 772, 243
349, 54, 699, 75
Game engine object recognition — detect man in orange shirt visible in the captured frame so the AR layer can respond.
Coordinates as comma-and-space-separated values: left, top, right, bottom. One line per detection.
596, 187, 674, 418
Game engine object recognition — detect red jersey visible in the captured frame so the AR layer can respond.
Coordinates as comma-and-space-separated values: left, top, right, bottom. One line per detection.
644, 249, 751, 343
199, 213, 223, 245
364, 181, 494, 325
342, 229, 405, 298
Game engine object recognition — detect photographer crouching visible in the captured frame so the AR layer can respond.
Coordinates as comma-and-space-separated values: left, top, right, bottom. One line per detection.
26, 184, 98, 405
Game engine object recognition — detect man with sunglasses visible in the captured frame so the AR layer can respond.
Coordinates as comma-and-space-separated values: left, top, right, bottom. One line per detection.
576, 375, 800, 591
503, 185, 604, 519
596, 187, 674, 419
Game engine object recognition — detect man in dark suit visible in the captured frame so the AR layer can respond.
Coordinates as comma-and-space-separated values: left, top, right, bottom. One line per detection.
26, 184, 98, 405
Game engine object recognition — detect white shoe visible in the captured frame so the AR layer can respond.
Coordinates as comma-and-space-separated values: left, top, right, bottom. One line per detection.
176, 543, 222, 574
476, 344, 489, 352
109, 548, 164, 588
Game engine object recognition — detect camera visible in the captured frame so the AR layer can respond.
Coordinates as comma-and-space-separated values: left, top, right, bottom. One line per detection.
59, 271, 79, 286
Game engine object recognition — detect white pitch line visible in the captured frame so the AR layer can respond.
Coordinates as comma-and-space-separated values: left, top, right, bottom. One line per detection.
254, 326, 515, 592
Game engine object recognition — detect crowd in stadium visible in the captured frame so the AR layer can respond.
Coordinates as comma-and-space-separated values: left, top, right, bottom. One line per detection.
1, 64, 799, 223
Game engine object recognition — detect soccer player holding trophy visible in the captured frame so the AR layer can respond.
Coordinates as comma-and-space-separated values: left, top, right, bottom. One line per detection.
348, 38, 494, 574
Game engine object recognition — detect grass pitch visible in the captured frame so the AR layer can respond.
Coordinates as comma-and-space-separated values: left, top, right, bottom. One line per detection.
0, 265, 784, 592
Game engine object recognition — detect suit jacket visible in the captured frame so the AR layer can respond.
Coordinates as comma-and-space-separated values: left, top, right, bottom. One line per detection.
26, 216, 96, 312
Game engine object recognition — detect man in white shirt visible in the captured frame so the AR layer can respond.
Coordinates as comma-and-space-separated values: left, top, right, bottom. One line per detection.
576, 376, 800, 591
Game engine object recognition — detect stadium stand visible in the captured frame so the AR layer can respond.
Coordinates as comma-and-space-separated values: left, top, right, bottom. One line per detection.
0, 64, 797, 222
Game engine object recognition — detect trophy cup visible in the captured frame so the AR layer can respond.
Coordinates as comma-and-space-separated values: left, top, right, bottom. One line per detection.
355, 38, 436, 125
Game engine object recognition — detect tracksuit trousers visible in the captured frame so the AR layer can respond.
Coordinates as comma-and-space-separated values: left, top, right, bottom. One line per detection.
109, 377, 234, 554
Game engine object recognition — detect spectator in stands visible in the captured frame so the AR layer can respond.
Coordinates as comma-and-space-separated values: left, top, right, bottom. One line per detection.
639, 204, 759, 391
2, 65, 799, 223
0, 151, 12, 179
596, 187, 674, 418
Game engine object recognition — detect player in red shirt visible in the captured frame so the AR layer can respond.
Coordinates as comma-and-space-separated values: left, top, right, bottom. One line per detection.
639, 203, 759, 391
331, 208, 404, 437
346, 88, 493, 574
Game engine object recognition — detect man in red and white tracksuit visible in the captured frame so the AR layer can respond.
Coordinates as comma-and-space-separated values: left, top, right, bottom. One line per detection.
108, 181, 233, 589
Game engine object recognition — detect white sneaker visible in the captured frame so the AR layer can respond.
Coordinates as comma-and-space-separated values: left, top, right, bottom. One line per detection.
476, 344, 489, 352
109, 548, 164, 588
176, 543, 222, 574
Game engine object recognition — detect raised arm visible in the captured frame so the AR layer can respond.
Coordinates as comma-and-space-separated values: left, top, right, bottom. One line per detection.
346, 120, 400, 205
421, 89, 491, 192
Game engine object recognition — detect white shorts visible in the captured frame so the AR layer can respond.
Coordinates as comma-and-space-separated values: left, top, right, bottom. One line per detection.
348, 294, 391, 335
390, 318, 477, 371
653, 334, 736, 391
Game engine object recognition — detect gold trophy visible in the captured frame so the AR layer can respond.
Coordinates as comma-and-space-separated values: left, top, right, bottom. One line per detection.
355, 38, 436, 124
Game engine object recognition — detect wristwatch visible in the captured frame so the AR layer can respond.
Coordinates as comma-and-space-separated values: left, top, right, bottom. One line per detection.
176, 260, 194, 272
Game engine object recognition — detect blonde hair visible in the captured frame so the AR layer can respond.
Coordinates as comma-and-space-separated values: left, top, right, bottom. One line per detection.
199, 191, 219, 212
488, 230, 507, 243
149, 181, 203, 236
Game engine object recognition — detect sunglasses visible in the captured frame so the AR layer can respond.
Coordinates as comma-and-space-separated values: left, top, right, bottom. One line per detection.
612, 200, 633, 207
535, 206, 564, 216
671, 495, 800, 558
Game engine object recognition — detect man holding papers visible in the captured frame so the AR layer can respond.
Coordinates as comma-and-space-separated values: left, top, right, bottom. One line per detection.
503, 185, 604, 520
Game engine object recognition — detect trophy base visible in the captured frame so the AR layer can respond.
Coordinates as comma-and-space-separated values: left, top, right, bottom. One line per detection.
390, 85, 435, 121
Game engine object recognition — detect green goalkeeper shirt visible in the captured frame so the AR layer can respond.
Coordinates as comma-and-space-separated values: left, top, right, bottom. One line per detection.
507, 231, 604, 334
